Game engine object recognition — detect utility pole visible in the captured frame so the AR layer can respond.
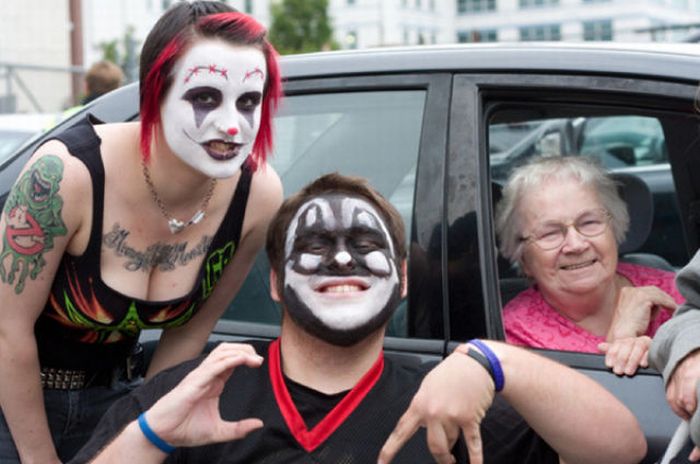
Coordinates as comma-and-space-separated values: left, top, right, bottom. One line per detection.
69, 0, 84, 105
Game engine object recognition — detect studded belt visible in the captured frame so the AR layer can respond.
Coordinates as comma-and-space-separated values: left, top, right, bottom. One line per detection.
40, 343, 144, 390
40, 367, 88, 390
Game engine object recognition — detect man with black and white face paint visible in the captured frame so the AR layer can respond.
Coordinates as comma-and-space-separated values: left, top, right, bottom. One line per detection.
76, 174, 646, 464
280, 194, 402, 346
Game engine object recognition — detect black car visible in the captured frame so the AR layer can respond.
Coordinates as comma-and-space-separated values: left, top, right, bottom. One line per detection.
3, 42, 699, 462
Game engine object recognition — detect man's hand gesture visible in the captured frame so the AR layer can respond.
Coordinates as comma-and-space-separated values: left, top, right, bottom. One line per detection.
378, 351, 495, 464
144, 343, 265, 448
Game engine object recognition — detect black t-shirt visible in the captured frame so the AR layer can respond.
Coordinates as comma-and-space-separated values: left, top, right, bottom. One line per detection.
35, 115, 253, 372
70, 340, 557, 463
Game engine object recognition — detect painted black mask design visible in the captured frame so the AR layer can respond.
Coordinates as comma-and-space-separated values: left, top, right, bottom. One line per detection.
282, 194, 401, 346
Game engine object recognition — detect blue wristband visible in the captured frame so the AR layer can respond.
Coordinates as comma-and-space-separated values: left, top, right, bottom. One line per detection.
468, 339, 505, 392
137, 412, 176, 454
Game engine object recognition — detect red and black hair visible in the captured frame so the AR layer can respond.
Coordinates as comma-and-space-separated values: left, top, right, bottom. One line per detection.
139, 2, 282, 169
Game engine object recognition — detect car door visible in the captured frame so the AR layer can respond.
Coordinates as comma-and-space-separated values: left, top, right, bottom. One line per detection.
446, 71, 700, 463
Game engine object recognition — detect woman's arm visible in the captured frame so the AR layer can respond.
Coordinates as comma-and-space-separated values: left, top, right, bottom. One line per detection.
0, 143, 89, 463
598, 285, 678, 376
145, 167, 282, 377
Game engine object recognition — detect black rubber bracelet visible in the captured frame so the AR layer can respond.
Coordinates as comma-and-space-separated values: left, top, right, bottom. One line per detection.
466, 347, 494, 378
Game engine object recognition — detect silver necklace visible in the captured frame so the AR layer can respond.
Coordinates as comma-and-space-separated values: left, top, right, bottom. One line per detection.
142, 160, 217, 234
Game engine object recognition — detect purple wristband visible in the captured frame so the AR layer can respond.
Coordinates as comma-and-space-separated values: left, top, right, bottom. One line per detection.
468, 339, 505, 392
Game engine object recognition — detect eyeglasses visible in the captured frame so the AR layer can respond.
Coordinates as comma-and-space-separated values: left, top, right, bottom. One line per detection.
520, 209, 611, 251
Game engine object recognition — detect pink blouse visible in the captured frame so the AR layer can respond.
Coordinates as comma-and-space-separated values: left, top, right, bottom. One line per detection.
503, 262, 683, 353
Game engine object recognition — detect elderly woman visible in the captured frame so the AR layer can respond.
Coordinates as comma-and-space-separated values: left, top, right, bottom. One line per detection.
495, 156, 682, 375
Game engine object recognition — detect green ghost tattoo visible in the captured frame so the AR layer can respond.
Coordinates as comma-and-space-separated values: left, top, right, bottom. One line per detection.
0, 155, 67, 294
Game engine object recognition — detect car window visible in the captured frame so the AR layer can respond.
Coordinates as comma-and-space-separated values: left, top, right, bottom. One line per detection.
223, 90, 426, 337
487, 103, 698, 355
579, 116, 667, 168
490, 115, 668, 181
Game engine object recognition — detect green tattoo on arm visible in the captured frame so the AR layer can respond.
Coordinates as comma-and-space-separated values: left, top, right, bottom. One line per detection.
0, 155, 67, 294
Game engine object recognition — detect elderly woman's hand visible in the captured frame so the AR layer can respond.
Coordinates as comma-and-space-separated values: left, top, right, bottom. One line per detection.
598, 285, 676, 376
598, 336, 651, 376
607, 286, 677, 340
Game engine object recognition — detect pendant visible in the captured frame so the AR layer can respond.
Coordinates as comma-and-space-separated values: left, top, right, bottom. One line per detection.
168, 218, 185, 234
190, 210, 205, 225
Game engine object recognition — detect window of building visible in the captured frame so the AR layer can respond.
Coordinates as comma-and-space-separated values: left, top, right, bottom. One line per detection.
458, 29, 498, 42
582, 0, 611, 3
345, 31, 358, 49
244, 0, 253, 13
519, 24, 561, 40
347, 0, 356, 4
583, 20, 613, 41
519, 0, 559, 8
430, 0, 436, 10
671, 0, 689, 7
458, 0, 497, 13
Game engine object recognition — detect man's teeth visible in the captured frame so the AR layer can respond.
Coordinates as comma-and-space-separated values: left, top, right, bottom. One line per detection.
322, 284, 363, 293
562, 260, 594, 270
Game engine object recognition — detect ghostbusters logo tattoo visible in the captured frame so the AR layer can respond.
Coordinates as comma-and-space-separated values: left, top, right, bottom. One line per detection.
282, 194, 401, 346
0, 155, 67, 294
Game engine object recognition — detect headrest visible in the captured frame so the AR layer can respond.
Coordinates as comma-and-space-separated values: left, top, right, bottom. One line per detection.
611, 173, 653, 254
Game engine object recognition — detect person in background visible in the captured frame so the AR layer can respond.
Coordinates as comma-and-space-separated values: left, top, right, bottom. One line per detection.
81, 60, 125, 105
59, 60, 125, 122
72, 173, 645, 464
0, 2, 282, 462
496, 156, 681, 376
650, 249, 700, 462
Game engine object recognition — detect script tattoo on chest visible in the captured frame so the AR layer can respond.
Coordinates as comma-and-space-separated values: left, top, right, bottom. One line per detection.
103, 223, 213, 272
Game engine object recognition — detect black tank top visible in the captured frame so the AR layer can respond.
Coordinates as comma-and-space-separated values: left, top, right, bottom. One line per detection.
35, 116, 253, 370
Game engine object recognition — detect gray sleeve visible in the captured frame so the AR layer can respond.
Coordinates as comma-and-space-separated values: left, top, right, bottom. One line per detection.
649, 249, 700, 384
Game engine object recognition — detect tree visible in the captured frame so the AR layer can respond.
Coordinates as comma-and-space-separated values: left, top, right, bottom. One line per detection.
269, 0, 337, 55
98, 26, 139, 83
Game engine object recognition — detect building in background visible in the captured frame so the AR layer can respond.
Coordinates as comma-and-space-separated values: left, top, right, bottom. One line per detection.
452, 0, 700, 43
0, 0, 75, 114
1, 0, 698, 114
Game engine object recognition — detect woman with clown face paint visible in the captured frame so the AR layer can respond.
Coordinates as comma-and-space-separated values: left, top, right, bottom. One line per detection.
0, 2, 282, 462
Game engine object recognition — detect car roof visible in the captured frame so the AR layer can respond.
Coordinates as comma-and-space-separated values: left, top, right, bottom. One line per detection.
0, 113, 56, 133
280, 42, 700, 83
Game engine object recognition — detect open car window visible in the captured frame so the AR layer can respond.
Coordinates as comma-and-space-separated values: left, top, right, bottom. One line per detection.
487, 103, 699, 355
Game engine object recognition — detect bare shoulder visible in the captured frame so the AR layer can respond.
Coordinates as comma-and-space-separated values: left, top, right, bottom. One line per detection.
20, 140, 91, 200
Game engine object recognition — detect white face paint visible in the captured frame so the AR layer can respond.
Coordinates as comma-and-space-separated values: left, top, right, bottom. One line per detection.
160, 40, 266, 178
282, 195, 400, 344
